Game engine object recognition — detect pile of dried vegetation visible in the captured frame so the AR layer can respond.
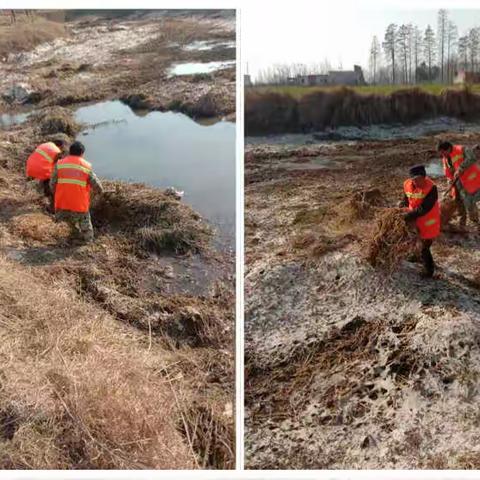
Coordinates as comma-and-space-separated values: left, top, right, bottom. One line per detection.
245, 86, 480, 136
91, 182, 212, 255
34, 106, 80, 138
366, 208, 417, 271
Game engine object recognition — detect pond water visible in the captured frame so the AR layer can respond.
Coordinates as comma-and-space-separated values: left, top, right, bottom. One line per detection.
169, 60, 235, 76
74, 101, 235, 247
0, 111, 30, 128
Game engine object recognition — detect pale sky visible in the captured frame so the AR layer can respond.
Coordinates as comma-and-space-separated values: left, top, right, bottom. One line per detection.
242, 0, 480, 81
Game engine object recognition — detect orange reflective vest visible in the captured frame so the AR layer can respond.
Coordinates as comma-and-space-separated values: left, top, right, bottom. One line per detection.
26, 142, 61, 180
54, 155, 92, 213
442, 145, 480, 195
404, 176, 440, 240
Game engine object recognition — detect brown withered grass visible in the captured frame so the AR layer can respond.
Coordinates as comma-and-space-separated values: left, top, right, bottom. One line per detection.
365, 208, 418, 271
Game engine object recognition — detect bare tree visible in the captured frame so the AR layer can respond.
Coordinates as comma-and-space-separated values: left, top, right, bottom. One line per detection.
458, 35, 469, 71
397, 24, 410, 84
424, 25, 436, 82
437, 9, 448, 82
383, 24, 398, 84
369, 36, 381, 84
407, 24, 415, 83
468, 27, 480, 72
413, 25, 423, 83
446, 20, 458, 83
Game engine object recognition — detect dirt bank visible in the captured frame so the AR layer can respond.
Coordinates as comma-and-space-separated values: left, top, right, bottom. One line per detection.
245, 87, 480, 136
245, 131, 480, 469
0, 107, 234, 466
1, 11, 235, 119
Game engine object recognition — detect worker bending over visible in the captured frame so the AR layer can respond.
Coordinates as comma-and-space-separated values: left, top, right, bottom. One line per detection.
438, 141, 480, 229
26, 139, 65, 211
400, 165, 440, 278
50, 141, 103, 243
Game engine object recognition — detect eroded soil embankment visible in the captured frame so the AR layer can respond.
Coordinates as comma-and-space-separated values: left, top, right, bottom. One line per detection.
245, 134, 480, 469
0, 108, 234, 468
245, 87, 480, 136
0, 11, 236, 119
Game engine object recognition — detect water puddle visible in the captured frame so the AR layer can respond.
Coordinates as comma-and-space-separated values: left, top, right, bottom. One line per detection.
169, 60, 235, 76
0, 111, 30, 128
247, 117, 480, 145
183, 40, 235, 51
425, 159, 444, 178
74, 100, 235, 248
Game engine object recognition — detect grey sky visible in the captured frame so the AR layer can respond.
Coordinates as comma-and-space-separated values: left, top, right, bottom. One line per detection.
243, 3, 480, 80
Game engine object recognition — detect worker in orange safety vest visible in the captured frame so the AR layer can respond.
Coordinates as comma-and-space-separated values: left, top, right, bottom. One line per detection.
26, 139, 65, 211
400, 165, 441, 278
50, 141, 103, 243
438, 141, 480, 229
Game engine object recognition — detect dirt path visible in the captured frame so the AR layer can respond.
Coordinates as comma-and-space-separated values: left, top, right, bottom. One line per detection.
245, 132, 480, 469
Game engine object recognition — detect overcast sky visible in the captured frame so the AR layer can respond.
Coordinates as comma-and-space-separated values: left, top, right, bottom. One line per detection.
242, 2, 480, 80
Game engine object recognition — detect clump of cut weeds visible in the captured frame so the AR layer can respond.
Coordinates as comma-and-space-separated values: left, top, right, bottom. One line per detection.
365, 207, 417, 271
91, 182, 212, 255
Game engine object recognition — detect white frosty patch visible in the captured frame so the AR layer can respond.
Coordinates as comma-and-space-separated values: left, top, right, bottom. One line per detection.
169, 60, 235, 76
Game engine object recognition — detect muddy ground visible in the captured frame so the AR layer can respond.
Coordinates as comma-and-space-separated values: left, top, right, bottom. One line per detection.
245, 130, 480, 469
0, 10, 235, 469
1, 10, 235, 119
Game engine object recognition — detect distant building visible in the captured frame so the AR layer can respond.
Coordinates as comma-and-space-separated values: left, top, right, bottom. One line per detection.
244, 74, 252, 87
289, 65, 366, 86
454, 69, 480, 84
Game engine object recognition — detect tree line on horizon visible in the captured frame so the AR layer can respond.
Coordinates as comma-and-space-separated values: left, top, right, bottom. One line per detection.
370, 9, 480, 85
250, 9, 480, 86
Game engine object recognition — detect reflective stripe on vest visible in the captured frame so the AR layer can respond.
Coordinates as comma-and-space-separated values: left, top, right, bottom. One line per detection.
54, 155, 92, 213
57, 178, 88, 187
405, 192, 426, 199
57, 163, 91, 174
403, 176, 441, 240
35, 147, 54, 163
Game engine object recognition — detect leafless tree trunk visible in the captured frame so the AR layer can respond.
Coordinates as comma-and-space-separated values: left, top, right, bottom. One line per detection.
437, 9, 448, 83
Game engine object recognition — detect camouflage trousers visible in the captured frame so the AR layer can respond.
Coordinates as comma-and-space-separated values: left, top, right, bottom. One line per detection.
55, 210, 94, 242
458, 184, 480, 225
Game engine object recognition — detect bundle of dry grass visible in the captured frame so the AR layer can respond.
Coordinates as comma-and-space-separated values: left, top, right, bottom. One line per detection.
366, 208, 417, 271
440, 197, 459, 226
91, 182, 212, 255
34, 106, 80, 138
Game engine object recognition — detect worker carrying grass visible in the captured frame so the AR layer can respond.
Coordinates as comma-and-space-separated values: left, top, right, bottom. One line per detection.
26, 139, 65, 212
400, 165, 440, 278
438, 141, 480, 229
50, 141, 103, 243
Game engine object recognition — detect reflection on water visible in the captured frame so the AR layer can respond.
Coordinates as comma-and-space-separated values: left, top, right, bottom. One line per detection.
74, 101, 235, 247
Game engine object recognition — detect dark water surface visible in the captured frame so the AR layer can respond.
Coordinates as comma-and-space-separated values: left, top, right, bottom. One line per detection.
74, 101, 235, 248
